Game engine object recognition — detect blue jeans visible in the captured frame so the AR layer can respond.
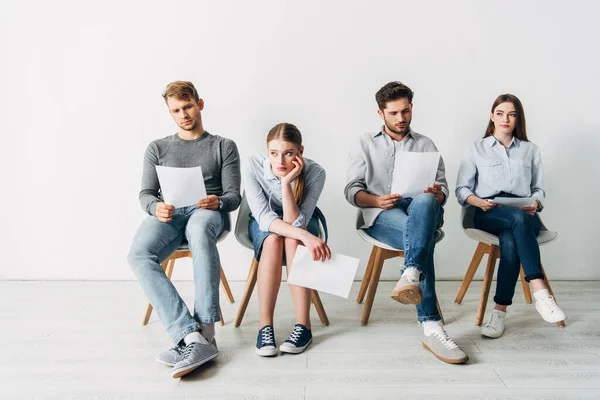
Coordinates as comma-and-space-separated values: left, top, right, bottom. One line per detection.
364, 193, 442, 322
127, 206, 225, 345
474, 206, 542, 306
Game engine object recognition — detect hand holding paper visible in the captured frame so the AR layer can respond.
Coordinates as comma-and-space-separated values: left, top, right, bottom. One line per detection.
155, 166, 207, 209
391, 152, 440, 198
287, 246, 359, 298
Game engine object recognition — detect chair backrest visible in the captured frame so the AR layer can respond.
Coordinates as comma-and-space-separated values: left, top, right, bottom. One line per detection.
234, 194, 253, 250
234, 192, 327, 250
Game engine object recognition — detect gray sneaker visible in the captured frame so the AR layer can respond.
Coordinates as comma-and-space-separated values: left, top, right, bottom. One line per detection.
156, 344, 185, 367
391, 275, 422, 305
422, 328, 469, 364
171, 339, 219, 378
157, 338, 217, 367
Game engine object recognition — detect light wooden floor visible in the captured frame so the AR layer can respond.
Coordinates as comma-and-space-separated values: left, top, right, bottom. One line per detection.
1, 280, 599, 399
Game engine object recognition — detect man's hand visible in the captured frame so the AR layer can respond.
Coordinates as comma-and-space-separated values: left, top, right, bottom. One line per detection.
156, 202, 175, 222
376, 193, 401, 210
301, 232, 332, 262
520, 201, 538, 216
197, 195, 219, 210
424, 184, 445, 205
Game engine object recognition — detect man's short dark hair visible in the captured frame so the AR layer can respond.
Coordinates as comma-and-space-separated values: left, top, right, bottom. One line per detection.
375, 81, 414, 110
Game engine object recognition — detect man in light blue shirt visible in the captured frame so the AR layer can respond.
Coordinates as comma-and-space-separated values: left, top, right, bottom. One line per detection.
345, 81, 468, 364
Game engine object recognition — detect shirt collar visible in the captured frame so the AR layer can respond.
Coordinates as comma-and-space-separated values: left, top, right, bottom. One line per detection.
262, 155, 279, 181
486, 135, 520, 148
373, 126, 415, 140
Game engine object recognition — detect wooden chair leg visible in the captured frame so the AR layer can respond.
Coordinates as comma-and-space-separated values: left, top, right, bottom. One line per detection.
455, 242, 487, 304
436, 297, 445, 326
476, 245, 499, 326
142, 258, 174, 326
220, 266, 235, 303
361, 247, 384, 326
519, 266, 533, 304
540, 264, 565, 327
357, 246, 377, 303
311, 290, 329, 326
234, 258, 259, 327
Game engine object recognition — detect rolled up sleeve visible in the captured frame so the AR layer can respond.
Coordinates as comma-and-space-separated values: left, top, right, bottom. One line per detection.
243, 159, 280, 232
455, 147, 477, 206
293, 169, 326, 228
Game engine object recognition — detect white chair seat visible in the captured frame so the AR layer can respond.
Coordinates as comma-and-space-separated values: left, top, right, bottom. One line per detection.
464, 228, 557, 247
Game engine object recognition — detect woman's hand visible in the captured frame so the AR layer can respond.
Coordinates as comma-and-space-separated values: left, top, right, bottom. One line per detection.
301, 231, 331, 262
520, 201, 539, 216
281, 154, 304, 186
477, 198, 497, 212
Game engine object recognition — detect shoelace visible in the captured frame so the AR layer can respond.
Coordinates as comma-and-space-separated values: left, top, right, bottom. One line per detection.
486, 312, 501, 329
181, 342, 198, 360
261, 327, 274, 345
287, 326, 303, 344
170, 345, 184, 355
432, 329, 459, 350
539, 295, 560, 312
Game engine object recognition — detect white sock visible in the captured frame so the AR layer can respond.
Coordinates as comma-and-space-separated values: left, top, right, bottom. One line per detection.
533, 289, 549, 301
184, 331, 208, 345
200, 323, 215, 342
422, 320, 443, 336
402, 267, 420, 282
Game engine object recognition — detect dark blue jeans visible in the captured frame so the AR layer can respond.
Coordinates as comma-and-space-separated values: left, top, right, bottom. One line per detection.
474, 206, 543, 306
364, 193, 442, 322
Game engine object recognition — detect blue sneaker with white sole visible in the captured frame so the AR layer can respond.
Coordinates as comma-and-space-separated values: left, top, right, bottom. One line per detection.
279, 324, 312, 354
256, 325, 277, 357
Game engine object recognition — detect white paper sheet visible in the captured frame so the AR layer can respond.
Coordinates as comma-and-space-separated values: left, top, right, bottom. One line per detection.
491, 197, 534, 208
155, 166, 207, 209
391, 152, 440, 198
286, 246, 359, 298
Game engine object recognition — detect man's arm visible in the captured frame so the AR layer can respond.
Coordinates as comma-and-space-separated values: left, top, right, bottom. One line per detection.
219, 139, 242, 212
139, 143, 161, 216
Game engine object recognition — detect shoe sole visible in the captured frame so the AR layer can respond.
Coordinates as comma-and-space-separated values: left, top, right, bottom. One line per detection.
481, 330, 503, 339
155, 356, 177, 367
279, 338, 312, 354
391, 286, 422, 305
422, 342, 469, 364
255, 346, 278, 357
171, 352, 219, 378
536, 306, 568, 324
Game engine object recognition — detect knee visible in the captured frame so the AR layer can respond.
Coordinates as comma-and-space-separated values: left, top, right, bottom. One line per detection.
127, 245, 155, 273
263, 234, 284, 250
412, 193, 438, 210
510, 210, 530, 227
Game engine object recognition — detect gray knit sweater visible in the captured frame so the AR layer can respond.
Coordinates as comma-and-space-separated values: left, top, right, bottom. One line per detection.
138, 132, 241, 215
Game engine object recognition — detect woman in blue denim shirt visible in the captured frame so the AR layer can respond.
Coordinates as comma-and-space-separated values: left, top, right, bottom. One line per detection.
455, 94, 566, 338
243, 123, 330, 356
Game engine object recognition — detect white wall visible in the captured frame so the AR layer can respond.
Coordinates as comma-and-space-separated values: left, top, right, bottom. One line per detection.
1, 0, 599, 281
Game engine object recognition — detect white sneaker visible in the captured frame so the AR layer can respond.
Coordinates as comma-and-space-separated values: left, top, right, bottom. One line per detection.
535, 294, 566, 323
481, 310, 506, 339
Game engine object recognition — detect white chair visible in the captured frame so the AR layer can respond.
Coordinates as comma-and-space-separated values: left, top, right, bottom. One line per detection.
355, 210, 445, 326
454, 206, 564, 327
233, 194, 329, 327
142, 213, 235, 326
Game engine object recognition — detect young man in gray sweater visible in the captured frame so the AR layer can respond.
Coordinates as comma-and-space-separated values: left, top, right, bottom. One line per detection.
128, 81, 241, 378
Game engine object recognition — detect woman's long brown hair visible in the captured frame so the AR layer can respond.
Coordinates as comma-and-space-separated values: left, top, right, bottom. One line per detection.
484, 94, 529, 141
